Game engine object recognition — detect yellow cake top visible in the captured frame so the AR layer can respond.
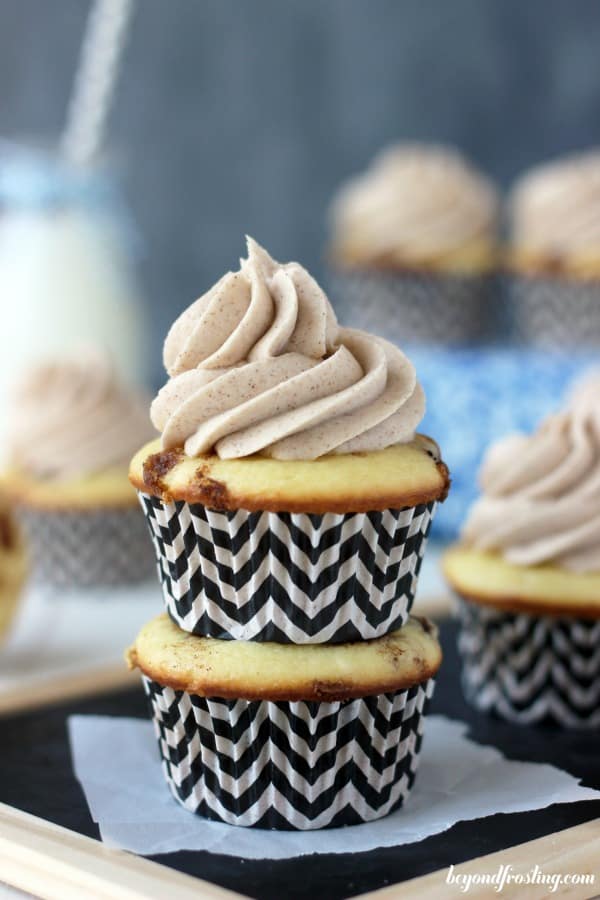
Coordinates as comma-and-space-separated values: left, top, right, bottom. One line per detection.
127, 613, 442, 701
0, 501, 27, 640
2, 464, 139, 511
130, 435, 449, 513
444, 546, 600, 620
505, 246, 600, 280
332, 235, 497, 275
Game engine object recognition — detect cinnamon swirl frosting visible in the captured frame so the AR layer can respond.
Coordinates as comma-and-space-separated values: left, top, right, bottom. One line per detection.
510, 151, 600, 258
462, 376, 600, 573
329, 144, 498, 269
151, 238, 426, 460
10, 350, 154, 480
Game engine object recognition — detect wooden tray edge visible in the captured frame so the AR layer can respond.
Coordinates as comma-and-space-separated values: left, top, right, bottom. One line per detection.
0, 802, 246, 900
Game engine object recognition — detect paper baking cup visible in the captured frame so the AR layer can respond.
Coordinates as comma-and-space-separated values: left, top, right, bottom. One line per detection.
138, 493, 436, 643
16, 504, 156, 588
458, 600, 600, 728
510, 274, 600, 347
328, 269, 503, 345
142, 674, 434, 829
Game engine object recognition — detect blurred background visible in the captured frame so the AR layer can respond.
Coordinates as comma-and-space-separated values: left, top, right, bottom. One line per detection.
0, 0, 599, 716
3, 0, 600, 375
1, 0, 599, 551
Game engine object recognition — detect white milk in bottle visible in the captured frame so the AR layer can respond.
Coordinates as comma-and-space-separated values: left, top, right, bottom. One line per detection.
0, 147, 147, 456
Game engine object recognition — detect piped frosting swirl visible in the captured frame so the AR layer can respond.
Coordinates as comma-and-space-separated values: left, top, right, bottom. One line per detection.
462, 376, 600, 573
10, 350, 154, 480
510, 151, 600, 258
330, 143, 498, 269
152, 238, 425, 460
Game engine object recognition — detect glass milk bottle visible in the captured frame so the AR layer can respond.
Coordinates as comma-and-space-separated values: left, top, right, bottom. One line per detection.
0, 146, 147, 455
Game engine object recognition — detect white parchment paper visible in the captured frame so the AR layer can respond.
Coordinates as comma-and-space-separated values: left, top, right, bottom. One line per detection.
67, 715, 600, 858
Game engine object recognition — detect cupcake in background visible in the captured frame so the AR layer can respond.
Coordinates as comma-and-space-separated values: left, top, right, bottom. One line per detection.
3, 349, 156, 588
508, 150, 600, 346
444, 374, 600, 728
328, 143, 500, 344
0, 491, 26, 641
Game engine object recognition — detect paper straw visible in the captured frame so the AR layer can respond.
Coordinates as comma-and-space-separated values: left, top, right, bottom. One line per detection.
61, 0, 136, 166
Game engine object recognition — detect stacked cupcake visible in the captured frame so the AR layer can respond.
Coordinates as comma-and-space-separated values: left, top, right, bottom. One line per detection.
444, 375, 600, 728
127, 238, 450, 829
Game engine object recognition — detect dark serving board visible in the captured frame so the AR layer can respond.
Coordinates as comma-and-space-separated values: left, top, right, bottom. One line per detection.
1, 620, 599, 900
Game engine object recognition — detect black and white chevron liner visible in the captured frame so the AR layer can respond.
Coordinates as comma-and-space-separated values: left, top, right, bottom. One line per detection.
142, 675, 435, 829
328, 269, 503, 345
16, 504, 156, 588
510, 274, 600, 347
458, 600, 600, 728
138, 494, 436, 643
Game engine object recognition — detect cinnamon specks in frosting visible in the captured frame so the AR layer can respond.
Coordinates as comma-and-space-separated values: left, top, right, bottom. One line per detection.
151, 237, 426, 461
462, 373, 600, 574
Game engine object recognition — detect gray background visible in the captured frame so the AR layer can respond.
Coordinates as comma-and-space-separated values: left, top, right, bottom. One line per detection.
3, 0, 600, 377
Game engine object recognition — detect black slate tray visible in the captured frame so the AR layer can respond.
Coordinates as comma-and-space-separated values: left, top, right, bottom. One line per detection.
1, 620, 599, 900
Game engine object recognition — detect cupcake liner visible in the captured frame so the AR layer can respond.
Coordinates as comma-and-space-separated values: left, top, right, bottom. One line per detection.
458, 600, 600, 728
16, 504, 156, 588
138, 493, 436, 643
142, 674, 435, 830
510, 274, 600, 347
328, 269, 503, 345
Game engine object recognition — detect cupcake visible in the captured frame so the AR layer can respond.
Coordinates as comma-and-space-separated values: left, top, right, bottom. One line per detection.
3, 349, 156, 587
130, 237, 449, 643
0, 492, 26, 641
129, 237, 448, 829
508, 151, 600, 346
444, 375, 600, 727
126, 612, 441, 829
328, 143, 500, 344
